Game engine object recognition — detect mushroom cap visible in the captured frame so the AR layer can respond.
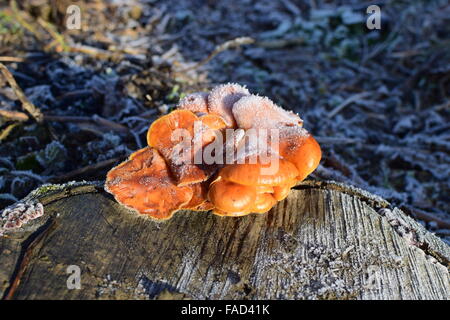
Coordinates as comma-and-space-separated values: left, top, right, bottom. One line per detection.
272, 180, 296, 201
207, 83, 250, 127
105, 147, 193, 220
207, 177, 256, 213
147, 109, 197, 149
198, 113, 228, 130
219, 157, 299, 186
278, 132, 322, 181
181, 181, 209, 210
147, 109, 223, 186
252, 193, 277, 213
178, 92, 209, 114
197, 113, 228, 145
232, 95, 302, 130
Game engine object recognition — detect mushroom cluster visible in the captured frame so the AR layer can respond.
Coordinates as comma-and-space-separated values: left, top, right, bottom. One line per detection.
105, 83, 321, 220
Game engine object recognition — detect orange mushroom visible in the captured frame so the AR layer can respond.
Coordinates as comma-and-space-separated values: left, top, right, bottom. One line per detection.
105, 147, 193, 220
278, 129, 322, 181
207, 157, 299, 216
146, 109, 225, 186
147, 109, 197, 152
272, 180, 296, 201
197, 113, 228, 144
181, 181, 210, 210
199, 113, 228, 131
252, 193, 277, 213
105, 83, 322, 220
219, 156, 299, 186
207, 83, 249, 128
207, 177, 256, 214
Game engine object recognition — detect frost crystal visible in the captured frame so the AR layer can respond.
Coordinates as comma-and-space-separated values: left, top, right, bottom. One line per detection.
207, 83, 250, 127
232, 95, 302, 129
178, 92, 209, 114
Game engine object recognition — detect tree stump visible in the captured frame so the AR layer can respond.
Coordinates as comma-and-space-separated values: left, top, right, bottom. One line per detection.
0, 180, 449, 300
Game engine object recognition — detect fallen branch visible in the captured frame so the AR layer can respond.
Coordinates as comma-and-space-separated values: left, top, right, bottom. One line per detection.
0, 63, 43, 123
48, 157, 125, 183
402, 206, 450, 230
44, 114, 129, 133
37, 18, 70, 52
0, 110, 129, 133
0, 109, 29, 122
328, 92, 371, 119
0, 57, 24, 63
0, 123, 19, 141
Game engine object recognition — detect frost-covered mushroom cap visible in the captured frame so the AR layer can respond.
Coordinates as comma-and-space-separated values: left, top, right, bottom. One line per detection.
207, 83, 250, 127
278, 131, 322, 181
178, 92, 209, 114
146, 109, 225, 186
232, 95, 302, 129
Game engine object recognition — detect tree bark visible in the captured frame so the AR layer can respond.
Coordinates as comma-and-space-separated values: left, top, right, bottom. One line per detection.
0, 180, 449, 300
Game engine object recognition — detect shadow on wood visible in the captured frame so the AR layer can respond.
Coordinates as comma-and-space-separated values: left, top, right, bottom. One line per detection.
0, 181, 449, 299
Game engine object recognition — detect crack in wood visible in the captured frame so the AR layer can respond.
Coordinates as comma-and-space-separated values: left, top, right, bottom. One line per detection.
2, 218, 56, 300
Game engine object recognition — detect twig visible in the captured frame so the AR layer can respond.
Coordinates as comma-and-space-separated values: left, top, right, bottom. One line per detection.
0, 109, 129, 133
402, 206, 450, 230
92, 115, 130, 133
49, 157, 125, 183
36, 18, 70, 52
0, 57, 24, 63
44, 114, 129, 133
68, 44, 121, 60
328, 92, 371, 119
256, 37, 304, 49
176, 37, 255, 73
66, 44, 146, 62
316, 136, 361, 145
0, 109, 29, 122
0, 63, 43, 122
0, 123, 19, 141
401, 52, 443, 92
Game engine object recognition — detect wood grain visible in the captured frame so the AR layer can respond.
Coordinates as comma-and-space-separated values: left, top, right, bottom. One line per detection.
0, 181, 448, 300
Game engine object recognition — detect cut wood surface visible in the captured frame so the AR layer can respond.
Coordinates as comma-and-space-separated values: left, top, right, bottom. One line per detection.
0, 181, 448, 300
